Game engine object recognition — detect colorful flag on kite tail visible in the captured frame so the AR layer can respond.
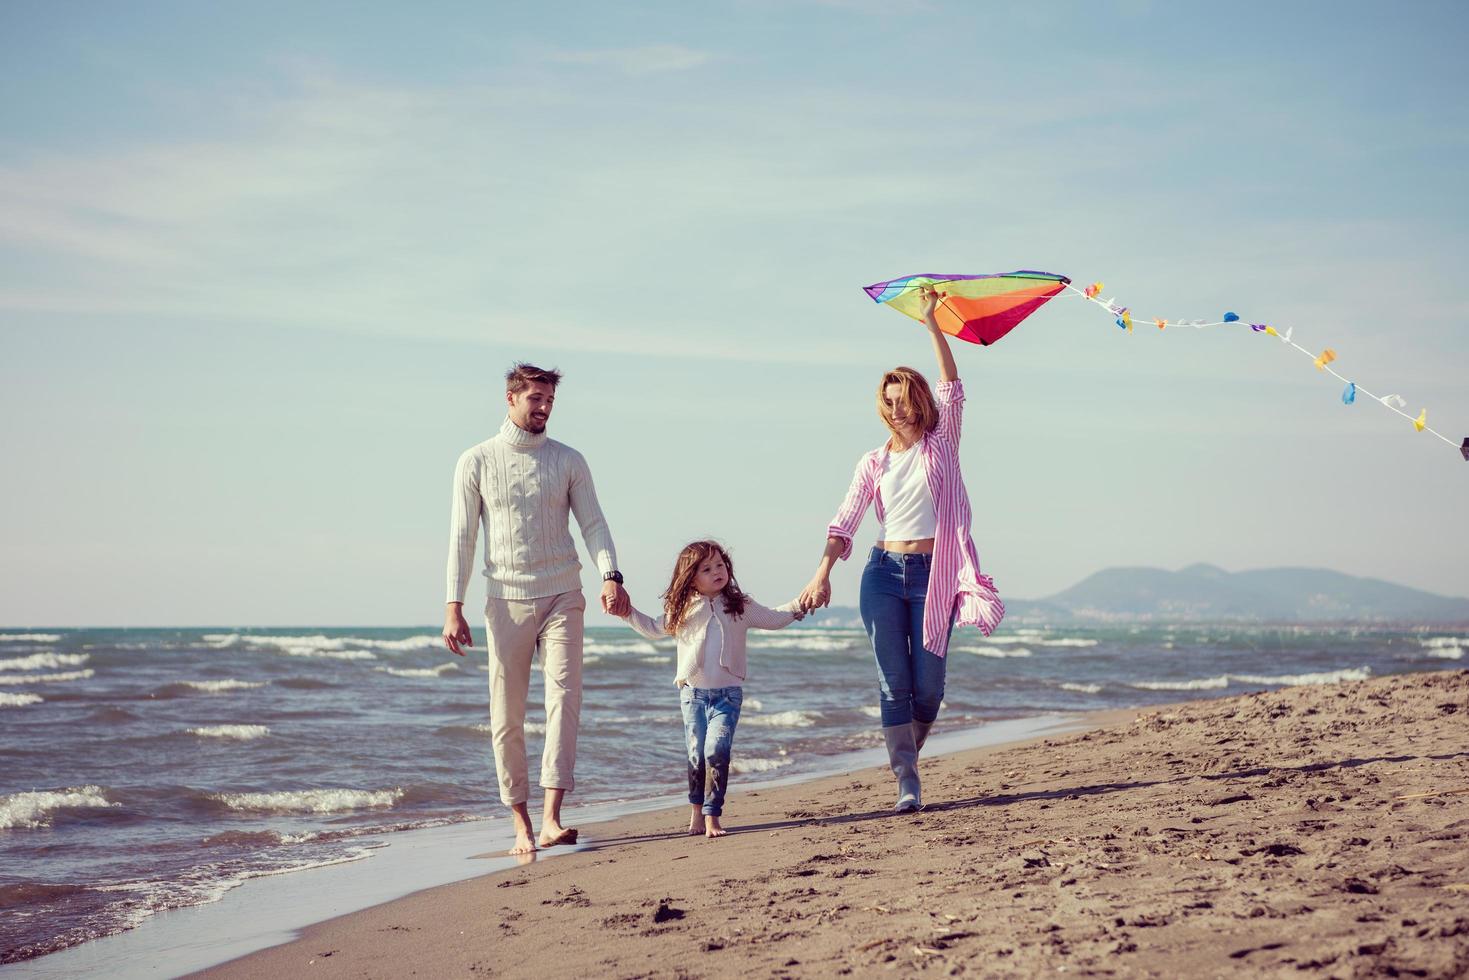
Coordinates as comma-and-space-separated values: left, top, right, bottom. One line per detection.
864, 269, 1466, 463
863, 271, 1070, 346
1063, 279, 1469, 464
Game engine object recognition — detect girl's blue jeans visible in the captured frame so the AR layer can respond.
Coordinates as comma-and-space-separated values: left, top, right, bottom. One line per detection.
679, 685, 743, 816
859, 548, 951, 728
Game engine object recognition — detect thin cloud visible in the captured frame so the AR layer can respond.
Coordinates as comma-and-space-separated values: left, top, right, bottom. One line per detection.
547, 44, 714, 75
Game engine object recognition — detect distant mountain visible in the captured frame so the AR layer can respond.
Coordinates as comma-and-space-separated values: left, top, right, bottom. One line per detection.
801, 564, 1469, 626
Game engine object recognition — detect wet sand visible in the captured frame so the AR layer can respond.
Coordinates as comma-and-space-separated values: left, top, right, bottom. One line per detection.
200, 668, 1469, 978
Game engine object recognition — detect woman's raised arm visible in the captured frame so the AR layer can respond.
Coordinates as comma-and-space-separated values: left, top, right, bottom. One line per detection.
923, 288, 958, 382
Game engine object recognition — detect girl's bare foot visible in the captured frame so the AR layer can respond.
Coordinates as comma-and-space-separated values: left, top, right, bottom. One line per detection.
704, 815, 727, 838
688, 807, 705, 836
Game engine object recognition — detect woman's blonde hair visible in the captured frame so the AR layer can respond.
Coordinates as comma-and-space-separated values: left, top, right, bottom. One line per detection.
875, 366, 939, 441
661, 540, 748, 634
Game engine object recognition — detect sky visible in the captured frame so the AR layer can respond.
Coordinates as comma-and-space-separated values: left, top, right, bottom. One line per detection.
2, 1, 1467, 627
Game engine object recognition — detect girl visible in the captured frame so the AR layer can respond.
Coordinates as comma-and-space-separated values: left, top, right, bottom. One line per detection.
621, 540, 805, 838
799, 287, 1004, 812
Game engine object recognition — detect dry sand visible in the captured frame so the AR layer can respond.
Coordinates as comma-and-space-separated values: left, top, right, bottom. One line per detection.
200, 669, 1469, 978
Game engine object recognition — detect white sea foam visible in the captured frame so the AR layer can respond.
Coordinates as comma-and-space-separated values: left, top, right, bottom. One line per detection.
0, 633, 61, 643
742, 710, 820, 728
0, 669, 94, 684
1231, 667, 1372, 687
1420, 637, 1466, 659
211, 788, 404, 814
749, 633, 862, 652
1129, 675, 1231, 691
639, 655, 670, 665
974, 635, 1030, 645
375, 663, 458, 678
189, 725, 270, 740
181, 679, 265, 693
743, 697, 764, 712
964, 646, 1033, 658
0, 692, 44, 707
732, 757, 793, 774
0, 652, 88, 671
201, 634, 379, 660
1035, 638, 1100, 648
524, 721, 546, 735
1129, 666, 1372, 693
1060, 682, 1103, 694
0, 786, 115, 829
584, 640, 662, 656
860, 705, 883, 718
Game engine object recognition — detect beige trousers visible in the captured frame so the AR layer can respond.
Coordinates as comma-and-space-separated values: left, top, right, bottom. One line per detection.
484, 590, 585, 806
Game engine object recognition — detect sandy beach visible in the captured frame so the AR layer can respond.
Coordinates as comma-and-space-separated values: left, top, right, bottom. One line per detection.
198, 668, 1469, 979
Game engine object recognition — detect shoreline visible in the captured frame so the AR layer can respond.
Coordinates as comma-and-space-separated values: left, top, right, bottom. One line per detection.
192, 668, 1469, 979
4, 713, 1098, 978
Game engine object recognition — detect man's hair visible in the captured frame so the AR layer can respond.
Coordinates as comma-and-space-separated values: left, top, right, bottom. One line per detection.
505, 363, 563, 395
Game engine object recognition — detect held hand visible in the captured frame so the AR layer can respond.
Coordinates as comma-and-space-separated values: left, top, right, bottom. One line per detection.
798, 575, 832, 611
601, 580, 630, 618
443, 604, 473, 657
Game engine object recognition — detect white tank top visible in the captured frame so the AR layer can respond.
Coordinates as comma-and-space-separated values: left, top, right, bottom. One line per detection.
876, 444, 936, 541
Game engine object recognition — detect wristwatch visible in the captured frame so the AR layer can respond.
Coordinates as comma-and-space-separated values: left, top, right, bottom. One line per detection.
603, 570, 624, 585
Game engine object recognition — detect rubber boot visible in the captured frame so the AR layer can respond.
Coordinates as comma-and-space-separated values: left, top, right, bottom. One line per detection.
882, 725, 922, 812
912, 718, 934, 756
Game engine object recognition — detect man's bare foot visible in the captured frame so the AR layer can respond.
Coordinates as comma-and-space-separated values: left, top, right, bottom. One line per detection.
704, 815, 727, 839
508, 805, 537, 855
538, 821, 578, 848
688, 807, 705, 836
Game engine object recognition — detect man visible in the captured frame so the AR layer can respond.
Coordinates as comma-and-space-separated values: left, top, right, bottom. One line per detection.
443, 363, 629, 855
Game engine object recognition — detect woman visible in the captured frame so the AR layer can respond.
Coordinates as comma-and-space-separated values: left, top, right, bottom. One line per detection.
799, 288, 1004, 812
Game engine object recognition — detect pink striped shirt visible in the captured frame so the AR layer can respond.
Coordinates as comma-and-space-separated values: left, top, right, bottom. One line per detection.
825, 378, 1004, 658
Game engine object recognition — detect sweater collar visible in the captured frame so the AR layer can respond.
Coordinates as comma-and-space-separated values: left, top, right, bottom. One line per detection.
498, 416, 548, 450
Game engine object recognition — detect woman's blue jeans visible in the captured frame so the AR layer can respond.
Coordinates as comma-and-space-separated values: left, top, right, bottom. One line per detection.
859, 548, 951, 728
679, 685, 742, 816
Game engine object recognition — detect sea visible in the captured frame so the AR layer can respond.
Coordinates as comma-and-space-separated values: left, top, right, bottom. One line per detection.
1, 623, 1464, 968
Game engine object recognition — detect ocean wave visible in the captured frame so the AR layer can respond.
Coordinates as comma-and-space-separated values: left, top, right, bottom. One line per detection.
188, 725, 270, 740
179, 679, 265, 693
584, 640, 662, 656
964, 646, 1033, 658
274, 677, 335, 690
210, 788, 404, 814
742, 710, 820, 728
375, 663, 459, 678
1424, 646, 1463, 660
1129, 666, 1372, 693
731, 757, 792, 774
749, 633, 862, 652
0, 652, 88, 671
1034, 638, 1100, 648
1231, 666, 1372, 687
860, 705, 883, 718
0, 692, 44, 707
1060, 682, 1103, 694
1129, 675, 1231, 691
0, 633, 61, 643
969, 635, 1029, 645
200, 634, 379, 660
0, 786, 115, 829
1420, 636, 1468, 648
0, 669, 94, 684
743, 697, 764, 712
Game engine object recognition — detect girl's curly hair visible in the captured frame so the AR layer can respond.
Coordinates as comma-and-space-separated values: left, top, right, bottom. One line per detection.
662, 540, 748, 634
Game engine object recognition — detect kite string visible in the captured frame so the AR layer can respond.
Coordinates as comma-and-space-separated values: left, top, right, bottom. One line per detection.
1055, 283, 1459, 449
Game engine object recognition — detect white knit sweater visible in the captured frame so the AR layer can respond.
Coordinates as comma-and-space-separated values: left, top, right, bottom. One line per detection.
446, 418, 618, 603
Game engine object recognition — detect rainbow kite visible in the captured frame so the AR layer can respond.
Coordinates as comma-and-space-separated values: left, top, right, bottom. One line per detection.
863, 271, 1070, 346
864, 270, 1467, 463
